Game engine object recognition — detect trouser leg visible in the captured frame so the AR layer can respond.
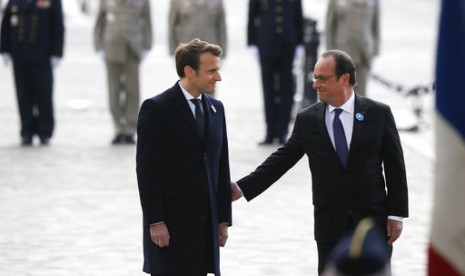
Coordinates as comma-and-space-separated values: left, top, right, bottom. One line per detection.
276, 56, 294, 140
122, 54, 140, 136
259, 58, 279, 140
33, 61, 54, 140
106, 61, 124, 135
13, 61, 35, 140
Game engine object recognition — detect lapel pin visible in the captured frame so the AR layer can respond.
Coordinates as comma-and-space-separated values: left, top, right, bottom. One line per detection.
355, 113, 364, 121
211, 105, 216, 113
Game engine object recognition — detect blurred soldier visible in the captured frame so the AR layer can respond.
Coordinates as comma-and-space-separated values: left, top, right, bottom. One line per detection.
326, 0, 380, 97
168, 0, 227, 57
248, 0, 304, 145
94, 0, 153, 145
0, 0, 65, 146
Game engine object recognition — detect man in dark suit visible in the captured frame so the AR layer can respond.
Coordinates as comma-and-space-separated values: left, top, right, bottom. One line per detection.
0, 0, 64, 146
136, 39, 232, 275
231, 50, 408, 275
247, 0, 304, 145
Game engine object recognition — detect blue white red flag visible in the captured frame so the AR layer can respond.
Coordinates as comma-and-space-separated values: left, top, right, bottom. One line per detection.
428, 0, 465, 275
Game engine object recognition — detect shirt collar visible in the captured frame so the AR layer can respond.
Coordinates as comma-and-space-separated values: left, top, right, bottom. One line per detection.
179, 81, 202, 101
328, 92, 355, 114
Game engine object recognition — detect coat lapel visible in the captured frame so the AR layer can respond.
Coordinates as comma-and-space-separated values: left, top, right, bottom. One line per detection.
171, 83, 201, 139
315, 103, 340, 157
349, 95, 368, 156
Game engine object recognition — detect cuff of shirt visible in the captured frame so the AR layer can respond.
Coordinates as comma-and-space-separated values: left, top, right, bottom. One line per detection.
388, 216, 403, 221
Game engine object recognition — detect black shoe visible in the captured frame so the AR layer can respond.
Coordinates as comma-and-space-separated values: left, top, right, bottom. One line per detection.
21, 137, 33, 146
112, 134, 135, 145
258, 137, 274, 146
111, 134, 123, 145
40, 138, 50, 146
122, 135, 135, 144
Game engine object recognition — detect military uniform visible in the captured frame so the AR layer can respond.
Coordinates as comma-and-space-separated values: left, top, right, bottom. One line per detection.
168, 0, 227, 57
0, 0, 64, 145
326, 0, 380, 96
94, 0, 152, 144
247, 0, 303, 144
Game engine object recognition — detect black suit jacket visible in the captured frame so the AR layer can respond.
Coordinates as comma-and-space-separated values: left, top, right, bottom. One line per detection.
238, 95, 408, 242
0, 0, 64, 62
136, 82, 232, 275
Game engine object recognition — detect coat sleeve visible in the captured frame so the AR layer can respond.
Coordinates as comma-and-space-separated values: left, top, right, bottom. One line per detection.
237, 113, 306, 201
216, 102, 232, 225
295, 0, 304, 45
142, 0, 153, 51
136, 99, 167, 224
0, 1, 12, 53
168, 0, 179, 55
382, 106, 409, 217
51, 0, 65, 57
93, 0, 106, 51
247, 0, 258, 46
325, 0, 337, 50
216, 0, 227, 57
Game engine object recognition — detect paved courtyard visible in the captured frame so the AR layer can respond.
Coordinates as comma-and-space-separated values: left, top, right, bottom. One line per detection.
0, 0, 438, 275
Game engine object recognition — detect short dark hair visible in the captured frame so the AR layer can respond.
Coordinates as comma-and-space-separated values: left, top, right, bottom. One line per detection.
174, 38, 223, 78
321, 49, 357, 86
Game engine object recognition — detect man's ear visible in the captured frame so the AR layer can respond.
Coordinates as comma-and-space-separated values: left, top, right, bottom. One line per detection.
184, 65, 194, 79
343, 73, 351, 86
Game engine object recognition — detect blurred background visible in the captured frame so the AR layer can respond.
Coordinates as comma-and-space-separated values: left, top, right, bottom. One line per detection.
0, 0, 438, 275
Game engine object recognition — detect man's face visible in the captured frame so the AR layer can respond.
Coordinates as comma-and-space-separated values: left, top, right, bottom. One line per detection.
312, 56, 345, 106
189, 52, 222, 95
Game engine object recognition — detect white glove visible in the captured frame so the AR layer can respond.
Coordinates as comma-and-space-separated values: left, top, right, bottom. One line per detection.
249, 45, 259, 60
140, 50, 149, 62
50, 56, 61, 68
2, 53, 11, 66
293, 45, 305, 65
370, 56, 378, 69
97, 50, 106, 60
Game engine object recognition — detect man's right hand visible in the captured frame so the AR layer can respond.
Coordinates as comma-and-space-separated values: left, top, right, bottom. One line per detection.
150, 222, 170, 248
231, 181, 243, 201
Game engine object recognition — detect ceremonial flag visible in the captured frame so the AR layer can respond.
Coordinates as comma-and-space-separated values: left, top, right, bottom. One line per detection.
428, 0, 465, 275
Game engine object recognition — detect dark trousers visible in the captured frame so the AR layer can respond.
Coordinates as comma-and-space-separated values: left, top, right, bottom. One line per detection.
259, 55, 295, 140
12, 60, 54, 140
317, 241, 338, 275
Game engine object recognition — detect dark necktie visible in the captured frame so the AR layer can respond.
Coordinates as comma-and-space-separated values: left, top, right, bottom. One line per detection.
191, 99, 205, 140
333, 108, 349, 167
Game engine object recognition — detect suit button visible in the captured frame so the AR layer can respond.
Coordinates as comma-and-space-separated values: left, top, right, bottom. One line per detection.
201, 216, 206, 222
275, 5, 283, 13
204, 153, 207, 160
276, 26, 283, 34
